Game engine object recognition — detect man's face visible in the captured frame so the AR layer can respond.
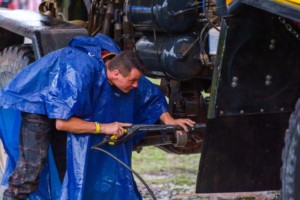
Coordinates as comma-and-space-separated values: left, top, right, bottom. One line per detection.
111, 68, 142, 93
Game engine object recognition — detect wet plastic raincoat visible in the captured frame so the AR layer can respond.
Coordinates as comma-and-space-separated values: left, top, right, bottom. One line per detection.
0, 34, 168, 199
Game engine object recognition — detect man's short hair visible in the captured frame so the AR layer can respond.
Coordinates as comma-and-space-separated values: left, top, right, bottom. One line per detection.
107, 50, 145, 76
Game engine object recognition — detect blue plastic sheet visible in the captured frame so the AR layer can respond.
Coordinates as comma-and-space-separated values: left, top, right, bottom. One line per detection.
0, 108, 61, 199
0, 34, 168, 199
0, 108, 20, 184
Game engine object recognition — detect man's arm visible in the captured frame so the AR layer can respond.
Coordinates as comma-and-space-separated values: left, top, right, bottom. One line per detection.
160, 112, 195, 132
56, 117, 131, 138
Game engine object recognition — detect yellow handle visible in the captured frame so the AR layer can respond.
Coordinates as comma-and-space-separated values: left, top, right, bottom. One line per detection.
110, 135, 117, 140
108, 129, 128, 145
108, 135, 117, 145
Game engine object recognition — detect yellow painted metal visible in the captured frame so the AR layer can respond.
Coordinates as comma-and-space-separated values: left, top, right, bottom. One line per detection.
226, 0, 234, 5
273, 0, 300, 8
286, 0, 300, 4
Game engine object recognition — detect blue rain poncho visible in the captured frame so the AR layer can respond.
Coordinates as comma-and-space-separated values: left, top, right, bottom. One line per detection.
0, 34, 168, 199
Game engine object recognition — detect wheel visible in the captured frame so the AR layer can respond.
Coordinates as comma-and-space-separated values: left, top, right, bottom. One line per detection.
281, 98, 300, 200
0, 45, 35, 89
0, 45, 35, 174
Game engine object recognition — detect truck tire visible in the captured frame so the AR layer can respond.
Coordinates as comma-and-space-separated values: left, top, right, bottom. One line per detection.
281, 98, 300, 200
0, 45, 34, 175
0, 45, 35, 89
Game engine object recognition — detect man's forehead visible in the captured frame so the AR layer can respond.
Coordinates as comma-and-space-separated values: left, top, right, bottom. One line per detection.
128, 68, 142, 79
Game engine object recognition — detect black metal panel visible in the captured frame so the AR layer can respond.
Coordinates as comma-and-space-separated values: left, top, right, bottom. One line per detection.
209, 7, 300, 117
197, 6, 300, 194
0, 9, 88, 58
0, 28, 23, 52
241, 0, 300, 23
196, 113, 287, 193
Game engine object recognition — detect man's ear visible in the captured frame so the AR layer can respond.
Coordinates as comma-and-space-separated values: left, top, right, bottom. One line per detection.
111, 69, 120, 79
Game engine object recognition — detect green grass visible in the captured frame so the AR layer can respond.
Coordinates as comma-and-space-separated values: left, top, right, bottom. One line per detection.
146, 77, 161, 85
132, 146, 200, 186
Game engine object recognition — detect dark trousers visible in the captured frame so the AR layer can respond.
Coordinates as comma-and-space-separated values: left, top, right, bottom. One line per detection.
3, 112, 66, 200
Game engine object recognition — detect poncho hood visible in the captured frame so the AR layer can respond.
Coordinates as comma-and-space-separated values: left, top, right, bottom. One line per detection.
68, 34, 120, 59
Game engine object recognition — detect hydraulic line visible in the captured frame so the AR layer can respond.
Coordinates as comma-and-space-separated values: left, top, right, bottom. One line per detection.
91, 146, 157, 200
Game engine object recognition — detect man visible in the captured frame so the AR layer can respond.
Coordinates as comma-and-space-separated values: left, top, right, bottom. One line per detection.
0, 34, 195, 199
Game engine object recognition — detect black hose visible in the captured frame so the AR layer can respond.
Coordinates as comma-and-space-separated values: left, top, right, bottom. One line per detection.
91, 146, 157, 200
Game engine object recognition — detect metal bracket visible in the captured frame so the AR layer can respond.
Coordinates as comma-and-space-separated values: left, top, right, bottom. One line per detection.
0, 9, 88, 58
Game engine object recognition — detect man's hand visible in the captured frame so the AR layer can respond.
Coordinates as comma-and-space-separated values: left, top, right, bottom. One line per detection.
159, 112, 196, 132
101, 122, 132, 138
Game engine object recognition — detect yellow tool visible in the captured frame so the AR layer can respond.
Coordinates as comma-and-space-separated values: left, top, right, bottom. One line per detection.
108, 135, 117, 145
108, 129, 128, 145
